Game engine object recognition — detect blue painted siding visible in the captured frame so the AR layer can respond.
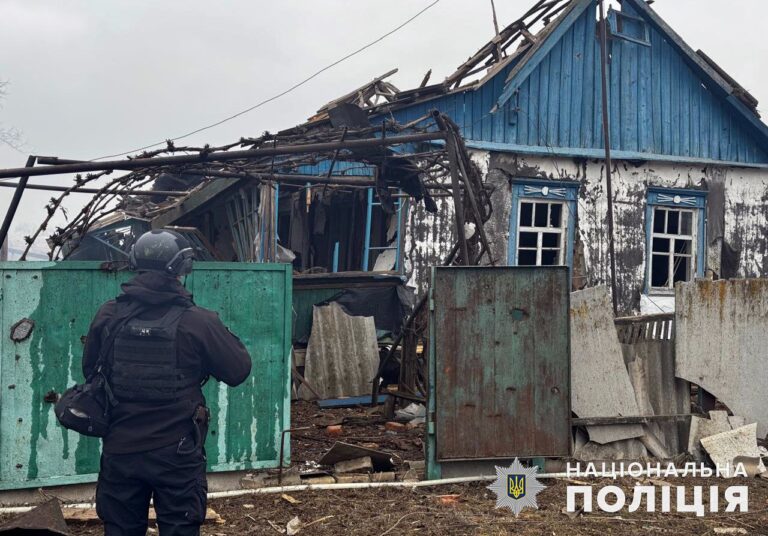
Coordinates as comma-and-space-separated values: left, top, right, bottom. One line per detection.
375, 5, 768, 165
295, 160, 375, 176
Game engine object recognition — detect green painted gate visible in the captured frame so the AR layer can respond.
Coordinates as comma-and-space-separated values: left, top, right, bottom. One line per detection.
0, 261, 292, 490
427, 267, 570, 479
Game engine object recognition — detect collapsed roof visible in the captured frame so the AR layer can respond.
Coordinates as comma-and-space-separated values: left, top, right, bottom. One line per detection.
11, 112, 489, 266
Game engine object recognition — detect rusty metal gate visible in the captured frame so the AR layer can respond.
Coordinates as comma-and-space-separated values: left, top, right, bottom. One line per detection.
427, 266, 570, 477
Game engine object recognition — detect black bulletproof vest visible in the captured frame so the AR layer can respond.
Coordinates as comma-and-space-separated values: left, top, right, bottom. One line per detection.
110, 305, 200, 402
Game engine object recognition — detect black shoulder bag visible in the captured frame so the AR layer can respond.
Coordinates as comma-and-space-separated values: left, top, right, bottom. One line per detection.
55, 302, 146, 437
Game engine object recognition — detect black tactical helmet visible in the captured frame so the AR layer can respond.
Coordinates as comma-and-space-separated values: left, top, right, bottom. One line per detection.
128, 230, 195, 276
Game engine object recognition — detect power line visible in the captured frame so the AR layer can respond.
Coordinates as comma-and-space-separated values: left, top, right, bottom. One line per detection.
92, 0, 442, 161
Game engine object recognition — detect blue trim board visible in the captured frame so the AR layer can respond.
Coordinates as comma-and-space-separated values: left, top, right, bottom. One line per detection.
507, 178, 579, 268
318, 395, 377, 408
460, 140, 768, 169
643, 186, 707, 293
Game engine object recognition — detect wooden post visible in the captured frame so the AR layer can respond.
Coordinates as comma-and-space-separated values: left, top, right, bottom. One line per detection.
598, 0, 619, 315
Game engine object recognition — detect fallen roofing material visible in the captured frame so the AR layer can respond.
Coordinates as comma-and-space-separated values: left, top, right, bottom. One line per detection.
570, 285, 644, 444
318, 442, 397, 472
675, 279, 768, 438
688, 411, 733, 462
0, 498, 69, 536
700, 423, 767, 478
301, 303, 379, 401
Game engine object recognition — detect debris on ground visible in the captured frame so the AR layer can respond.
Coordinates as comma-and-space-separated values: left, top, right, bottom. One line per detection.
700, 423, 767, 477
0, 499, 69, 536
394, 403, 426, 425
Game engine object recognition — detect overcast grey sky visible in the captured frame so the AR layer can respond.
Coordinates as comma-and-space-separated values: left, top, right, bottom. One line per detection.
1, 0, 767, 257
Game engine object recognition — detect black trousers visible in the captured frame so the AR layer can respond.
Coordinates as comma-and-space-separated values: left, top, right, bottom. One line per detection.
96, 438, 207, 536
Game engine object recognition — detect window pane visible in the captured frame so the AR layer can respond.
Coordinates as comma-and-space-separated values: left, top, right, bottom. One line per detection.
549, 204, 563, 228
652, 237, 670, 253
518, 249, 537, 266
534, 203, 548, 227
667, 210, 680, 234
673, 255, 691, 283
520, 202, 534, 227
519, 232, 537, 248
653, 208, 666, 233
681, 211, 693, 235
674, 239, 691, 255
541, 249, 559, 265
651, 254, 670, 287
542, 233, 560, 248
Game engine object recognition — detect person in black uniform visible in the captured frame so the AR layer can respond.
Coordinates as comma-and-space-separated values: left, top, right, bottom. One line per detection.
83, 229, 252, 536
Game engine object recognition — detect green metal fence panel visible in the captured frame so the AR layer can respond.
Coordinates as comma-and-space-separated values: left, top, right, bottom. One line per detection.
0, 261, 292, 490
427, 266, 570, 478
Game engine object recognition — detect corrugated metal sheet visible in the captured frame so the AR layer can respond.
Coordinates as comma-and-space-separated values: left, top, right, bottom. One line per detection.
376, 3, 768, 165
301, 303, 378, 400
429, 266, 571, 462
675, 278, 768, 438
0, 261, 292, 490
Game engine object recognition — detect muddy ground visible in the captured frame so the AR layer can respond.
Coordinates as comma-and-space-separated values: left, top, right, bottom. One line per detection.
61, 478, 768, 535
8, 401, 768, 535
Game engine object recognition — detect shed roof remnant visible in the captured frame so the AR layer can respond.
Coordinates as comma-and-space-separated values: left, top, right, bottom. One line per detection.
8, 111, 490, 264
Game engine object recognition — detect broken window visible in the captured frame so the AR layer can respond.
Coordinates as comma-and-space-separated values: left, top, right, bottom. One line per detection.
645, 188, 706, 293
509, 180, 579, 268
649, 207, 696, 289
608, 9, 651, 47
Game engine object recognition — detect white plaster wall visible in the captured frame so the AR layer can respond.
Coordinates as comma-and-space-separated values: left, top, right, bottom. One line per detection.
721, 168, 768, 277
483, 153, 768, 313
403, 195, 456, 293
401, 150, 768, 309
401, 149, 490, 294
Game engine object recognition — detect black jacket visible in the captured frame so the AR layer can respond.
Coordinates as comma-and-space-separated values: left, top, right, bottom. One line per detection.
83, 271, 252, 454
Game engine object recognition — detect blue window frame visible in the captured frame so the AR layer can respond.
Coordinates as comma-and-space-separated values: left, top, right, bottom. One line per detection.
644, 187, 706, 293
508, 179, 579, 268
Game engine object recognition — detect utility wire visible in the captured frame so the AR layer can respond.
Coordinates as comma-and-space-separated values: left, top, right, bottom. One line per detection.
92, 0, 442, 161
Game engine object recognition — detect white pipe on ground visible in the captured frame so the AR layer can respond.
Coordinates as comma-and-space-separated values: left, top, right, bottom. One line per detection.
3, 470, 666, 514
0, 473, 566, 514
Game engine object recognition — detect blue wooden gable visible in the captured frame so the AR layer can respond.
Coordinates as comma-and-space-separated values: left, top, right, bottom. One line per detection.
376, 0, 768, 167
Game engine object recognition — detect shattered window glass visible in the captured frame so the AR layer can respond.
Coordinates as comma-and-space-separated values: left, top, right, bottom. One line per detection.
516, 200, 566, 266
649, 207, 696, 290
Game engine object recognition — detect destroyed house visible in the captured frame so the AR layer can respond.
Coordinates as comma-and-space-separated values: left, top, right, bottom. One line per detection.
18, 0, 768, 319
364, 0, 768, 313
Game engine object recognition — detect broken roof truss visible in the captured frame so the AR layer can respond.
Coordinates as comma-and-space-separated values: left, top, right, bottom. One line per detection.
0, 112, 492, 266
